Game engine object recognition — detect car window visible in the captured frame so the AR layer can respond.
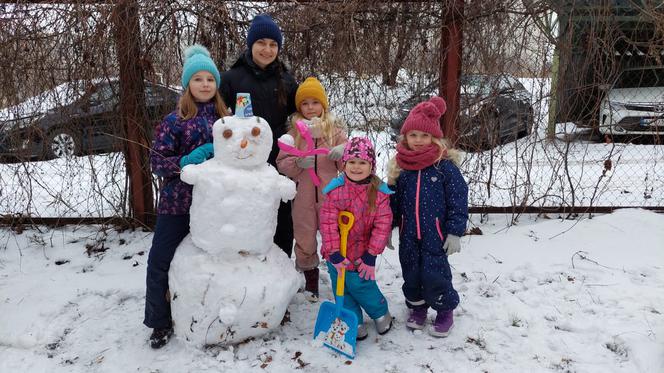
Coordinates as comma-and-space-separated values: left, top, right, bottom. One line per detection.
614, 68, 664, 89
87, 84, 118, 104
461, 74, 525, 95
499, 76, 526, 91
461, 75, 494, 95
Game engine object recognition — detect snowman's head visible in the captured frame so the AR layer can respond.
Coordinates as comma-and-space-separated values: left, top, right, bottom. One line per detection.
212, 116, 273, 168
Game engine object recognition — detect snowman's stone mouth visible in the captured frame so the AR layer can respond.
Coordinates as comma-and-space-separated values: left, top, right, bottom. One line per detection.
235, 154, 253, 159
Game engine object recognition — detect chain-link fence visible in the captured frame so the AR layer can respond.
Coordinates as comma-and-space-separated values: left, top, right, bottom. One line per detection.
0, 1, 662, 225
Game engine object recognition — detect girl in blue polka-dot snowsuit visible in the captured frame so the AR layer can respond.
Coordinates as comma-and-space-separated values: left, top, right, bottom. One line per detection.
388, 96, 468, 338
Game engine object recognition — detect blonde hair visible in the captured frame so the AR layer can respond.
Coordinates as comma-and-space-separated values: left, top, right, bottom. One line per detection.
290, 110, 346, 147
386, 135, 463, 185
177, 88, 229, 120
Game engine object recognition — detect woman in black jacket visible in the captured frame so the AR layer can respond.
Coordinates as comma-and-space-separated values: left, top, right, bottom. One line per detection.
220, 14, 298, 257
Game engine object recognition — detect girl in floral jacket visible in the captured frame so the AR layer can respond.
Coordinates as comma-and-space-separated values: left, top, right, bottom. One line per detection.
319, 137, 393, 340
144, 44, 229, 349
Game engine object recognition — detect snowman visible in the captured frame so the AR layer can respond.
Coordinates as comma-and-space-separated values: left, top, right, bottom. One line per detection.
168, 95, 300, 347
180, 114, 296, 256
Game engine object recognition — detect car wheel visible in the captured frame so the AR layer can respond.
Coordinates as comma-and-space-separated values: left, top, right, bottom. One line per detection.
47, 128, 80, 159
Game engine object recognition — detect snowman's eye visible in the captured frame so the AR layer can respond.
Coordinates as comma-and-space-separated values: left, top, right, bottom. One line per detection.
223, 129, 233, 139
251, 127, 261, 137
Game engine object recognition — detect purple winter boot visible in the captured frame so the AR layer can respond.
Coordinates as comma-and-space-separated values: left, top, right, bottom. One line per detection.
406, 306, 428, 330
430, 310, 454, 337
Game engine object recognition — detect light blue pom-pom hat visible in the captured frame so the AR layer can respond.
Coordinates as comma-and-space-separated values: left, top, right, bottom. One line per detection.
181, 44, 221, 89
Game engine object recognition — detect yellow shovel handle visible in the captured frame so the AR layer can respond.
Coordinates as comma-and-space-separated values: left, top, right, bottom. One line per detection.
336, 211, 355, 297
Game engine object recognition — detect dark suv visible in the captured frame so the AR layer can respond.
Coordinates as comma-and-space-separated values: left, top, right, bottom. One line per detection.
390, 74, 534, 150
0, 80, 180, 161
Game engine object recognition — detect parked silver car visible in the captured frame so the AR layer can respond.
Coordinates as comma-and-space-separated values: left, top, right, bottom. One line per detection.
0, 79, 179, 162
599, 66, 664, 140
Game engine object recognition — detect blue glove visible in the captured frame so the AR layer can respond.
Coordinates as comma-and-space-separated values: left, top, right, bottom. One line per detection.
180, 143, 214, 168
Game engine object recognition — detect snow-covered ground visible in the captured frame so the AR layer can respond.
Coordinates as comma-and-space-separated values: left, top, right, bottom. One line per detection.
1, 208, 663, 372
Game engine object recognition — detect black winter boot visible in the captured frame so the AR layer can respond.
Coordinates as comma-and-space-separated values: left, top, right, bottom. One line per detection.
149, 327, 173, 349
303, 268, 320, 302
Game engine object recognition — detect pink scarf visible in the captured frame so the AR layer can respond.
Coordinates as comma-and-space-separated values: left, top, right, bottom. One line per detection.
396, 143, 445, 170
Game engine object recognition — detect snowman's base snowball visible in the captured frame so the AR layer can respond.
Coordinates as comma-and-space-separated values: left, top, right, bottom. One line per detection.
169, 235, 300, 347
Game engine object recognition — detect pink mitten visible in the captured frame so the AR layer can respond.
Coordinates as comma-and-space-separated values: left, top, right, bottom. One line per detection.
329, 252, 351, 273
356, 253, 377, 280
357, 260, 376, 281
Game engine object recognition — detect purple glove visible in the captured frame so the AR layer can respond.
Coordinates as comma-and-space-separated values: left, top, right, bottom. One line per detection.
356, 253, 377, 281
329, 251, 351, 273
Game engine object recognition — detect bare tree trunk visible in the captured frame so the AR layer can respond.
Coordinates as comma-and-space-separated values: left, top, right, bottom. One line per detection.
379, 6, 396, 86
388, 2, 416, 86
112, 0, 154, 227
440, 0, 464, 144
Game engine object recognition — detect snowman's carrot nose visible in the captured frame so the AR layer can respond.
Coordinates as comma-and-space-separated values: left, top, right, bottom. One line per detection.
240, 138, 248, 149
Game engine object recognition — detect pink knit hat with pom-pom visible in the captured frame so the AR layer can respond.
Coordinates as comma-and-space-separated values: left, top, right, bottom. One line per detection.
400, 96, 447, 138
342, 137, 376, 171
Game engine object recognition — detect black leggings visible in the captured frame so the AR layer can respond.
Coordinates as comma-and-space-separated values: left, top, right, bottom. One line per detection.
274, 200, 294, 257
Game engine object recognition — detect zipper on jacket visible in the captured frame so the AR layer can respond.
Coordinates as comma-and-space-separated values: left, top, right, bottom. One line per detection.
314, 138, 319, 203
416, 170, 422, 240
435, 217, 444, 241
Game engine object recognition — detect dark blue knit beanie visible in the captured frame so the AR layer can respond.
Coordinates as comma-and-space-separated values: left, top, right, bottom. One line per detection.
246, 14, 283, 50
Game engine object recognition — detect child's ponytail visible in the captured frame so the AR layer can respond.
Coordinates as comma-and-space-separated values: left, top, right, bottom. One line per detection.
367, 175, 383, 212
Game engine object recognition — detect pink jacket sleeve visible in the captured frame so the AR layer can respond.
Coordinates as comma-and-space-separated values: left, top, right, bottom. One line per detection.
276, 129, 304, 179
319, 189, 342, 257
367, 193, 393, 256
276, 149, 303, 179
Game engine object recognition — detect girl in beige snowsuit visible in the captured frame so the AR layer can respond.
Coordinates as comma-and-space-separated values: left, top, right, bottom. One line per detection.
276, 77, 347, 301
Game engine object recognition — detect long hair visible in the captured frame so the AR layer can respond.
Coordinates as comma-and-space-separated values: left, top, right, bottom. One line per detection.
274, 57, 288, 107
366, 174, 383, 212
289, 111, 345, 147
432, 137, 463, 165
177, 88, 229, 120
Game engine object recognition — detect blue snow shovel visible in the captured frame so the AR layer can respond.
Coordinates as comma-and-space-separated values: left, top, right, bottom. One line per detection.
313, 211, 359, 359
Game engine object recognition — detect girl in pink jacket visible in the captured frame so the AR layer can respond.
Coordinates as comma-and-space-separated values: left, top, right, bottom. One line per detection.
276, 77, 347, 301
319, 137, 393, 340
